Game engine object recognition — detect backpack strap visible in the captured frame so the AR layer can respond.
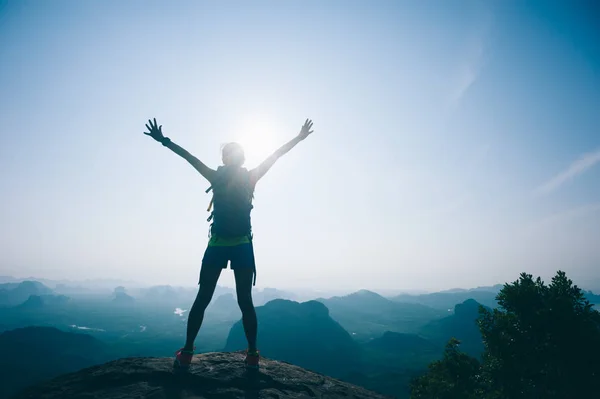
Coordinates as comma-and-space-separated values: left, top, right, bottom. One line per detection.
205, 171, 217, 215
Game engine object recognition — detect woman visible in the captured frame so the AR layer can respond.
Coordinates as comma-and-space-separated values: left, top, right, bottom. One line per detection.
143, 117, 314, 370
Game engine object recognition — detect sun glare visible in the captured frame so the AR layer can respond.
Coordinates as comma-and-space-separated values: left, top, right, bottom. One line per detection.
230, 113, 282, 167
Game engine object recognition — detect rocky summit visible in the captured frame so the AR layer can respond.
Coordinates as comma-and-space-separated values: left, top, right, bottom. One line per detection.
12, 351, 388, 399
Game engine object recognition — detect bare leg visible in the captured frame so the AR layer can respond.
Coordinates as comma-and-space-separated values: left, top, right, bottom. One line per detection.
184, 265, 222, 351
234, 268, 257, 351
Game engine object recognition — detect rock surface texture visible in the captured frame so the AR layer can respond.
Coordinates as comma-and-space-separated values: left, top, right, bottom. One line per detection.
13, 351, 389, 399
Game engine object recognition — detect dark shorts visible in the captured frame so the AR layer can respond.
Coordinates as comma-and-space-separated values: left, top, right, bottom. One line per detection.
201, 242, 256, 271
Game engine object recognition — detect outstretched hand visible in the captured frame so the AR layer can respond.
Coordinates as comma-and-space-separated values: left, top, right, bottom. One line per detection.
144, 118, 167, 143
297, 119, 314, 140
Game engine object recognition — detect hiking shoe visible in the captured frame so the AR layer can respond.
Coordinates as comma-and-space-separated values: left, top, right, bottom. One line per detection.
173, 347, 194, 371
244, 349, 260, 369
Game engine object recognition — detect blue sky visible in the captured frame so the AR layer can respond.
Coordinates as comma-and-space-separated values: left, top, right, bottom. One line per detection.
1, 0, 599, 291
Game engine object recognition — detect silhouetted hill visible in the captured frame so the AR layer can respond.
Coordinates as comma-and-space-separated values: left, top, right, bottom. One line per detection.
584, 290, 600, 304
137, 285, 233, 307
320, 331, 445, 399
252, 287, 298, 306
351, 332, 439, 395
437, 284, 502, 294
0, 282, 21, 290
207, 293, 240, 319
318, 290, 445, 340
17, 295, 70, 309
0, 326, 113, 398
419, 299, 487, 358
364, 331, 440, 358
12, 352, 388, 399
0, 281, 53, 307
224, 299, 361, 377
112, 291, 135, 305
54, 283, 95, 295
140, 285, 180, 302
391, 288, 499, 310
0, 276, 20, 283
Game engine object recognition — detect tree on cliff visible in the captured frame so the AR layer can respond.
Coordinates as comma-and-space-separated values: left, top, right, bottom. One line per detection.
411, 270, 600, 399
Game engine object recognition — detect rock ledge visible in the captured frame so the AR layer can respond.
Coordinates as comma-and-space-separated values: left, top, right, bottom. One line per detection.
13, 351, 388, 398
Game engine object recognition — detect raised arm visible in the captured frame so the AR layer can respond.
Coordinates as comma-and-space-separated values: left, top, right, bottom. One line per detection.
144, 118, 216, 182
250, 119, 314, 183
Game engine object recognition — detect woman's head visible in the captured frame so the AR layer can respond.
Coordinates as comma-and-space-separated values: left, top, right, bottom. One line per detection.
221, 142, 245, 167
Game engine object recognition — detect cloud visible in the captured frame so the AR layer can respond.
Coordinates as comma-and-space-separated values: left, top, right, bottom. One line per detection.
535, 148, 600, 195
450, 38, 485, 105
538, 203, 600, 227
448, 4, 493, 108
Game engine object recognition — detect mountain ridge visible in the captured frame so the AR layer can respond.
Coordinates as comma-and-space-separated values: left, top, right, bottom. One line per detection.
224, 299, 360, 378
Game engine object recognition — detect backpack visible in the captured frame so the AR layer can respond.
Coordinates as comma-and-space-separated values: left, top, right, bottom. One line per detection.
205, 165, 254, 238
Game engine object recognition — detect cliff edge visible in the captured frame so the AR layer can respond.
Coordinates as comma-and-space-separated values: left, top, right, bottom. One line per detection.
12, 351, 388, 399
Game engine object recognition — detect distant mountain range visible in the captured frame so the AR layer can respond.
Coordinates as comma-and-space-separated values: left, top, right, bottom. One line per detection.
0, 291, 495, 399
391, 286, 501, 310
392, 284, 600, 310
317, 290, 447, 341
3, 274, 599, 306
0, 276, 137, 289
0, 281, 54, 307
436, 284, 503, 294
1, 272, 597, 399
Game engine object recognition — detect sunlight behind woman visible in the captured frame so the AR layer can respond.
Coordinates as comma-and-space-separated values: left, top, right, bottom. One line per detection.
229, 113, 284, 167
